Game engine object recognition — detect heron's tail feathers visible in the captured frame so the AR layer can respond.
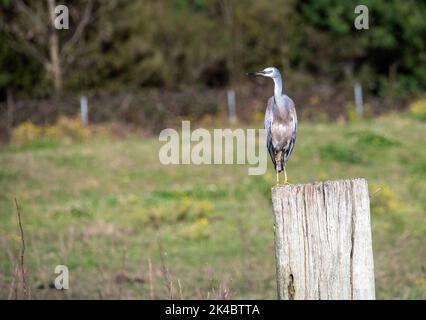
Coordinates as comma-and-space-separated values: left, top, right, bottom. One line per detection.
275, 161, 284, 173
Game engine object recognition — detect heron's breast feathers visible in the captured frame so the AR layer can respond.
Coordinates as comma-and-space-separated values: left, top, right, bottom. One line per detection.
264, 94, 297, 167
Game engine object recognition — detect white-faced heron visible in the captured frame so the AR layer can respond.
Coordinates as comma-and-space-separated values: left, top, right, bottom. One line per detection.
248, 67, 297, 185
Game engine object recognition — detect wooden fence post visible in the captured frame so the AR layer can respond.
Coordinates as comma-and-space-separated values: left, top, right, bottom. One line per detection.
271, 178, 375, 299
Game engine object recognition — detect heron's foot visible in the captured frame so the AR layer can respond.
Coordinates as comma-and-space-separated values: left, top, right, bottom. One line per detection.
273, 170, 290, 186
274, 179, 289, 187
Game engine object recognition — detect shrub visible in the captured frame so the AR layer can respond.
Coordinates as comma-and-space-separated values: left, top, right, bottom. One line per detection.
11, 116, 90, 146
10, 121, 43, 145
409, 98, 426, 121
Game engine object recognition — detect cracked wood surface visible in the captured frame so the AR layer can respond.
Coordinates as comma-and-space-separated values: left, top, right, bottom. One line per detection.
271, 178, 375, 300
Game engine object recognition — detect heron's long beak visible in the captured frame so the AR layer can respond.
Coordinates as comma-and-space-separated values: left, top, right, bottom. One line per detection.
247, 70, 265, 76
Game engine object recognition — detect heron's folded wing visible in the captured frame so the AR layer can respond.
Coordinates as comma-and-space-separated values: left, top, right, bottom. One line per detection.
264, 98, 276, 168
284, 97, 298, 164
285, 124, 297, 163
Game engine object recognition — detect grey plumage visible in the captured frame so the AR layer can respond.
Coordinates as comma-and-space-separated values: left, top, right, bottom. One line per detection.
249, 67, 297, 182
265, 95, 297, 172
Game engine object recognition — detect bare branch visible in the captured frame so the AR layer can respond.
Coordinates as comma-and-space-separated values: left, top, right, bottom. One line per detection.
4, 35, 48, 67
0, 3, 49, 66
61, 0, 94, 60
14, 0, 47, 33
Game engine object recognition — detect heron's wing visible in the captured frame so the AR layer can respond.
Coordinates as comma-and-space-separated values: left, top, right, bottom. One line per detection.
285, 122, 297, 163
283, 96, 297, 164
265, 97, 276, 168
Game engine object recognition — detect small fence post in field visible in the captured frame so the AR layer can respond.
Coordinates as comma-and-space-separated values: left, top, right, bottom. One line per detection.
80, 96, 89, 126
354, 82, 363, 118
227, 89, 237, 123
271, 178, 375, 300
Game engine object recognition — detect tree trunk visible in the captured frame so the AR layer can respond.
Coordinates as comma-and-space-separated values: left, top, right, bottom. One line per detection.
6, 88, 15, 134
47, 0, 62, 95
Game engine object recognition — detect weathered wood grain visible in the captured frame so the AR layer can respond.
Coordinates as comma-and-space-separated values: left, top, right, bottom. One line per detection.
271, 178, 375, 300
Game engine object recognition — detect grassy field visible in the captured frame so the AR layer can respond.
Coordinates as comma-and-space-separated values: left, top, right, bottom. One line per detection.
0, 114, 425, 299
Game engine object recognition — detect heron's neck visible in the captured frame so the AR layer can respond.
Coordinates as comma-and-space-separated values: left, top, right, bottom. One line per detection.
273, 76, 283, 100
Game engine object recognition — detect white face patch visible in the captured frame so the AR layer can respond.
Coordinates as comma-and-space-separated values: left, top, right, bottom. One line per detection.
263, 67, 279, 78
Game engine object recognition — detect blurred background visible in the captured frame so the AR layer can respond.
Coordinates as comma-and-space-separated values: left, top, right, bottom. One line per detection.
0, 0, 425, 299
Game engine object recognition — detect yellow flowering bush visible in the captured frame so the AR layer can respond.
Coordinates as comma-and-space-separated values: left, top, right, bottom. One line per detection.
345, 101, 359, 122
11, 121, 43, 145
409, 98, 426, 120
54, 116, 90, 142
369, 183, 406, 215
251, 111, 264, 123
11, 116, 90, 146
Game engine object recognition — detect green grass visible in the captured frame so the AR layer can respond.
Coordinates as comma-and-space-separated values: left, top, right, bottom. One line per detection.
0, 114, 425, 299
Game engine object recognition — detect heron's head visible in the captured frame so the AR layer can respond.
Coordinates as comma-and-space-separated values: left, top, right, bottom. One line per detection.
247, 67, 280, 79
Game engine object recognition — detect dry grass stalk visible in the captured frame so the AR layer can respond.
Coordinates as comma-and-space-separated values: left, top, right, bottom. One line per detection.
14, 198, 30, 299
158, 241, 173, 299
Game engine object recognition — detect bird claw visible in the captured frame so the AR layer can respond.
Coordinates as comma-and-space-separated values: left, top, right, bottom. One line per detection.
274, 181, 289, 187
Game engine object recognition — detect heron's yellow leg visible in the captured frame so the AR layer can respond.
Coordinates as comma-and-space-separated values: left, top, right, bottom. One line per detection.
283, 167, 288, 184
276, 170, 279, 186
